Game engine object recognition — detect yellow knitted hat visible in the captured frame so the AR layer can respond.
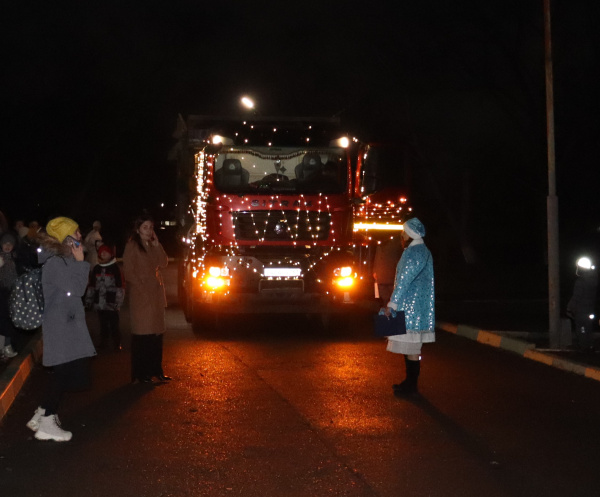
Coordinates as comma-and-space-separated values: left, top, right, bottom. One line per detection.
46, 217, 79, 243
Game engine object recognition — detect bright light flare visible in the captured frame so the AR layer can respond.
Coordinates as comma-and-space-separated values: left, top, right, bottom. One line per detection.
577, 257, 595, 270
241, 96, 255, 109
336, 277, 354, 288
331, 136, 350, 148
353, 222, 404, 231
205, 276, 226, 289
340, 266, 352, 277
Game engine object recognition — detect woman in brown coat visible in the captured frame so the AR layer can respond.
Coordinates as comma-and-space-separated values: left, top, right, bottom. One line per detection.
123, 213, 170, 383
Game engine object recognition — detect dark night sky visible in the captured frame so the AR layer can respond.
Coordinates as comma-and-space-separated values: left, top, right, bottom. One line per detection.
2, 0, 599, 269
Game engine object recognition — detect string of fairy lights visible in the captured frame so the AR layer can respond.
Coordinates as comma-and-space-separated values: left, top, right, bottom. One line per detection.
191, 152, 344, 281
188, 147, 412, 287
354, 197, 412, 245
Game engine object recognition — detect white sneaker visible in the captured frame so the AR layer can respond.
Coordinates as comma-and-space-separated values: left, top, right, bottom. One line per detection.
26, 407, 46, 432
34, 415, 73, 442
3, 345, 17, 358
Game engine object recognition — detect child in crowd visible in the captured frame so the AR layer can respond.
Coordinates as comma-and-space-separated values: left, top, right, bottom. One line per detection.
0, 233, 19, 359
86, 245, 124, 351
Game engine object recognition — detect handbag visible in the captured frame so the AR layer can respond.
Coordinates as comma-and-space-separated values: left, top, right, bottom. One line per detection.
374, 309, 406, 337
10, 268, 44, 330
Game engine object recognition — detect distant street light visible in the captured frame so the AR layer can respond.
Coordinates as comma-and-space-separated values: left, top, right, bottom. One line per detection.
241, 96, 255, 110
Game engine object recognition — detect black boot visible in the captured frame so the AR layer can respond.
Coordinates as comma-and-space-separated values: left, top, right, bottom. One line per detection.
112, 329, 122, 351
393, 357, 420, 396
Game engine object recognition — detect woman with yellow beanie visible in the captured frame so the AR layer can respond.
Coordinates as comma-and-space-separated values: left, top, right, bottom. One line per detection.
26, 217, 97, 442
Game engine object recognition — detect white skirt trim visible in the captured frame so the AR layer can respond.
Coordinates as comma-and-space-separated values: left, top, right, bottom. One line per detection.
387, 330, 435, 343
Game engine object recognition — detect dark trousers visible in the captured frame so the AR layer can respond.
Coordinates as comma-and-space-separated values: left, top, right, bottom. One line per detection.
131, 334, 164, 381
573, 317, 594, 350
42, 357, 91, 415
0, 287, 17, 345
98, 310, 121, 348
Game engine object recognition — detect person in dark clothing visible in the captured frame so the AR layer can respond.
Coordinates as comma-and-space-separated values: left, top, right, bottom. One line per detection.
14, 223, 43, 275
567, 257, 598, 352
86, 244, 125, 351
0, 232, 19, 359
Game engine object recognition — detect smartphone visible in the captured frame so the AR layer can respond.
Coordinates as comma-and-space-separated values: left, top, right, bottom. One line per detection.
67, 236, 81, 248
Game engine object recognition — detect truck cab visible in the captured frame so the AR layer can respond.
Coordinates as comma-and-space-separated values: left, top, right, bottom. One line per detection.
174, 116, 410, 330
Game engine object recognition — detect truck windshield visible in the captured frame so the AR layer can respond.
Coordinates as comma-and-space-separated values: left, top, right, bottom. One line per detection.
213, 147, 347, 194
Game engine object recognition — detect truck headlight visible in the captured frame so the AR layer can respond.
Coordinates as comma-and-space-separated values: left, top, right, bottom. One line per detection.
199, 266, 230, 290
333, 266, 353, 277
333, 266, 355, 288
336, 276, 354, 288
205, 276, 226, 289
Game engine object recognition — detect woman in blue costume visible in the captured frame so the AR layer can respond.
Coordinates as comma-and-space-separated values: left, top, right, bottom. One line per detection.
384, 217, 435, 396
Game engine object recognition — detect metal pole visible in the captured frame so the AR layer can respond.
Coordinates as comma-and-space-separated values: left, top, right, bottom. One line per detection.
544, 0, 560, 348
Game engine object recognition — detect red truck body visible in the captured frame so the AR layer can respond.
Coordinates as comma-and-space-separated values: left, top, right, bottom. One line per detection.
173, 116, 411, 329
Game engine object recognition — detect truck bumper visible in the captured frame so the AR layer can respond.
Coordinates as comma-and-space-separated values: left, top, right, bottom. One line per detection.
192, 292, 378, 314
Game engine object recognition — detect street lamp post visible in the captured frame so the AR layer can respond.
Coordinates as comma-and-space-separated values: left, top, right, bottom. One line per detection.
544, 0, 560, 348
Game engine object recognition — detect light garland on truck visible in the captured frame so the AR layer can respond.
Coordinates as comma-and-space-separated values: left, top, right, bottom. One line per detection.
226, 193, 333, 245
194, 151, 208, 238
191, 149, 404, 284
192, 151, 342, 277
353, 198, 412, 241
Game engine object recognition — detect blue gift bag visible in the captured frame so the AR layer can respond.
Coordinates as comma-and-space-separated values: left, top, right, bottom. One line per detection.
373, 309, 407, 337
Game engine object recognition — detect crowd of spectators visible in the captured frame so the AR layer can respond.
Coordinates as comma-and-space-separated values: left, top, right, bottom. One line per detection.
0, 211, 109, 364
0, 211, 45, 362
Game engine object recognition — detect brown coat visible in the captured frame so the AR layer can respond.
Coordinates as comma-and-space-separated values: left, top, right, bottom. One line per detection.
123, 239, 168, 335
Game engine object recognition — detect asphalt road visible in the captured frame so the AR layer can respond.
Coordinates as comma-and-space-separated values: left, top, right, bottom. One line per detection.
1, 266, 600, 497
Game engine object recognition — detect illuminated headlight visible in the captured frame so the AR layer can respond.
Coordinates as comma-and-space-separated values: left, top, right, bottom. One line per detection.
209, 266, 229, 277
589, 314, 596, 320
333, 266, 353, 277
333, 267, 355, 288
205, 276, 225, 289
336, 277, 354, 288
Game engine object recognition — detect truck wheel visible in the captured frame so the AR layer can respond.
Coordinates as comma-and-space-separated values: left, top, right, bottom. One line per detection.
320, 312, 352, 333
181, 289, 192, 323
320, 312, 331, 330
191, 302, 218, 332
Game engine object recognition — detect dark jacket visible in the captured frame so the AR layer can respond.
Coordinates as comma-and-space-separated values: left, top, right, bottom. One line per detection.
14, 234, 42, 275
567, 270, 598, 322
85, 259, 125, 311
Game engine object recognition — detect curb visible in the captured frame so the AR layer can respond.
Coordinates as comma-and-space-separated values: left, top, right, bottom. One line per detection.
437, 321, 600, 382
0, 332, 43, 423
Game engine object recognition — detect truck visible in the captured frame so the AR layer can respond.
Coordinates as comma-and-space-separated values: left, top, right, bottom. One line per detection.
171, 115, 411, 330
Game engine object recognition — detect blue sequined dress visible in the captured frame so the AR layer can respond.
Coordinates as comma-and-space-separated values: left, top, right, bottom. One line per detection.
386, 239, 435, 354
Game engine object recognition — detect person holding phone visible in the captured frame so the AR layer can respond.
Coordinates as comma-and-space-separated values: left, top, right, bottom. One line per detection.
26, 217, 96, 441
123, 213, 170, 383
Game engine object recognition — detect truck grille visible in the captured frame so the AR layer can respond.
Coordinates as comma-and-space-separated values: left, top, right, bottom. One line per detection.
232, 211, 331, 241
